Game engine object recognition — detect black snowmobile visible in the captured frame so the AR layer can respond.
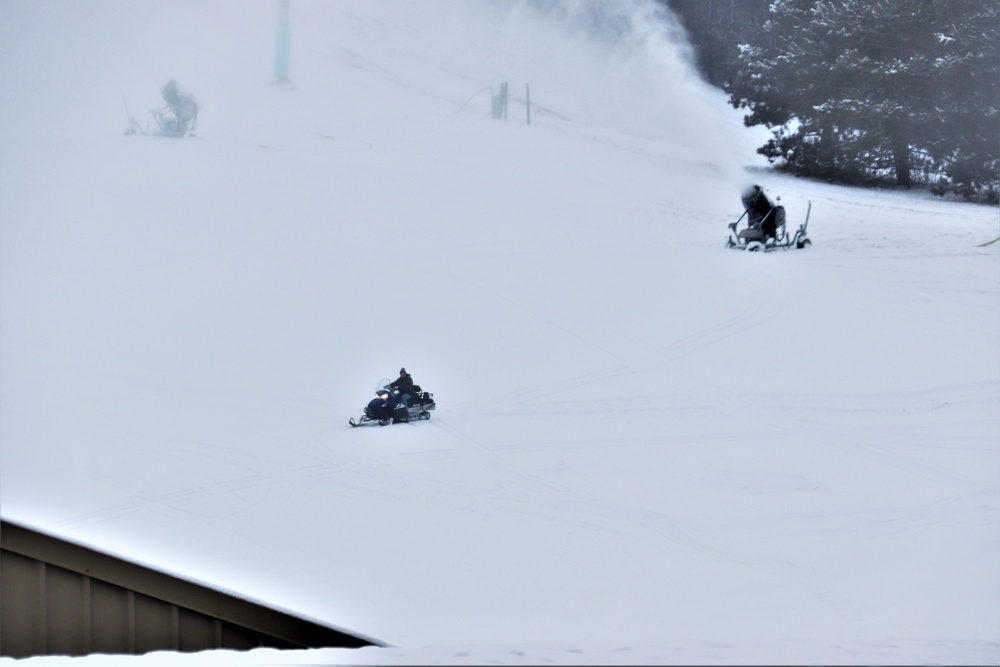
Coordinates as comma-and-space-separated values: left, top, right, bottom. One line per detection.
349, 378, 436, 427
727, 184, 811, 251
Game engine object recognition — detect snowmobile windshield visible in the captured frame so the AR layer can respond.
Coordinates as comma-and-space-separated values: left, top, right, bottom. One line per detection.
375, 378, 393, 395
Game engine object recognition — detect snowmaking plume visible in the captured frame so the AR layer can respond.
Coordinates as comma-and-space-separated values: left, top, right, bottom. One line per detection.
505, 0, 755, 186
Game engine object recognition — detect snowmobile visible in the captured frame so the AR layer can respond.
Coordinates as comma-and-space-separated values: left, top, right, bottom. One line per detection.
727, 184, 811, 251
349, 379, 436, 427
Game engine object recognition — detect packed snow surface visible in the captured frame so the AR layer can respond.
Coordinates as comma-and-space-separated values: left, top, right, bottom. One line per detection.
1, 0, 998, 664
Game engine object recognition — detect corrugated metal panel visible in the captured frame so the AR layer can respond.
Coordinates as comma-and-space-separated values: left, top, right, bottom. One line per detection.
1, 520, 380, 658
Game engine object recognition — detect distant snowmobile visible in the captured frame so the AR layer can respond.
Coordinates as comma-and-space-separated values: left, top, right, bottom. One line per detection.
349, 379, 435, 427
727, 184, 811, 251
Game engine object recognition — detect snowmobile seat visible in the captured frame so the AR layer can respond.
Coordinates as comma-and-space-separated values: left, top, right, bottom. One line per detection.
411, 390, 435, 409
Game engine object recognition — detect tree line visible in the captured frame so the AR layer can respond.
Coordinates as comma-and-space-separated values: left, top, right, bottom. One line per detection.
665, 0, 999, 203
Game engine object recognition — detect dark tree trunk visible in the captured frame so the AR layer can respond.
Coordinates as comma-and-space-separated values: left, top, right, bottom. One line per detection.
891, 120, 912, 187
820, 120, 837, 181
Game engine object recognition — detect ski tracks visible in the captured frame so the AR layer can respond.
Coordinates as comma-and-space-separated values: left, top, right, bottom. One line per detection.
502, 299, 774, 411
415, 416, 791, 570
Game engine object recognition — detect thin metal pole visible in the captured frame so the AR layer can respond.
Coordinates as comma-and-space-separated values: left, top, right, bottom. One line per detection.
275, 0, 290, 83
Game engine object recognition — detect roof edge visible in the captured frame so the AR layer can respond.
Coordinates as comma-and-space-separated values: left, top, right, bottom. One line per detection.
0, 519, 384, 649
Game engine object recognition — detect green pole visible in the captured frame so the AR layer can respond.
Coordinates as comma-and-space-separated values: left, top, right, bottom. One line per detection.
275, 0, 290, 84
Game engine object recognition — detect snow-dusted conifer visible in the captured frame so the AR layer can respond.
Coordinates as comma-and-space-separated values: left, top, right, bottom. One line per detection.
728, 0, 998, 200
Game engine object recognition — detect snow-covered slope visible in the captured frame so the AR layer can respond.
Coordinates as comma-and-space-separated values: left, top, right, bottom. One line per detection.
1, 1, 998, 664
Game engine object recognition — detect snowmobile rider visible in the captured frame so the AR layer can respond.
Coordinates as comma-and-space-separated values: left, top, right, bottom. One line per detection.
390, 368, 414, 407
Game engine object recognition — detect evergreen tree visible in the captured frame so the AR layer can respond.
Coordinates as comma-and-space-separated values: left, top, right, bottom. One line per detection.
662, 0, 770, 89
922, 0, 999, 200
727, 0, 999, 200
